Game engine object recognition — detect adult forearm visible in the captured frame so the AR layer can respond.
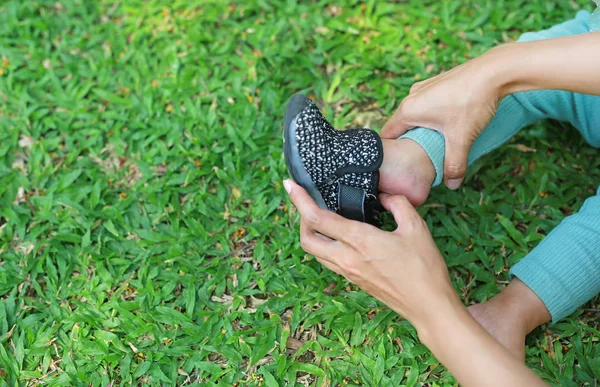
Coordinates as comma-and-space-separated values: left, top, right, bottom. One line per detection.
415, 296, 545, 387
489, 32, 600, 97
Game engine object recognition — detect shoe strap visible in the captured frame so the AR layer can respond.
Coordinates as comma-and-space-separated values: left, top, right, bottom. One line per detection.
336, 184, 383, 227
337, 184, 366, 222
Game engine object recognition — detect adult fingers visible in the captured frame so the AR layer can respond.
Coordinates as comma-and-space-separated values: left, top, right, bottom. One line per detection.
381, 102, 416, 139
379, 194, 422, 234
408, 74, 438, 94
409, 80, 425, 94
285, 179, 367, 244
315, 257, 344, 276
299, 220, 338, 258
442, 135, 471, 190
300, 221, 353, 276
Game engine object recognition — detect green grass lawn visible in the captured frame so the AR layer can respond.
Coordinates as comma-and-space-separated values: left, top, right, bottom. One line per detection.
1, 0, 600, 385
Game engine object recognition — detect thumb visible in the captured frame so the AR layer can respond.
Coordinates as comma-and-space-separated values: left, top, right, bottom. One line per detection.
379, 194, 420, 234
443, 136, 471, 190
381, 107, 415, 139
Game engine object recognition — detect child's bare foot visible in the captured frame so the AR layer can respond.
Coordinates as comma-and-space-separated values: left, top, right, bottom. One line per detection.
467, 279, 551, 361
468, 301, 528, 361
380, 139, 436, 205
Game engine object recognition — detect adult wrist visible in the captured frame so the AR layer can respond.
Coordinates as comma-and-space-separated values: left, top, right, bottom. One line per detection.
412, 290, 468, 346
484, 42, 552, 99
480, 43, 526, 100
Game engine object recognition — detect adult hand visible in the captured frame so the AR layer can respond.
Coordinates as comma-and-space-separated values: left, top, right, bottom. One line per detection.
381, 48, 507, 190
283, 179, 456, 329
284, 178, 546, 387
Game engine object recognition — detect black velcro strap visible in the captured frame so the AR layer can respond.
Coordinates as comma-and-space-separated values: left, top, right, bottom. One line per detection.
337, 184, 365, 222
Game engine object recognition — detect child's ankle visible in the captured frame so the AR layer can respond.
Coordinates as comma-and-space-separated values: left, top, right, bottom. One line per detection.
502, 279, 551, 333
379, 139, 436, 205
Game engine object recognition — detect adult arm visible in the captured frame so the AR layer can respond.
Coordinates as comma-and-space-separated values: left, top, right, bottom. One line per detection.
417, 295, 545, 386
496, 32, 600, 97
381, 32, 600, 189
284, 180, 545, 387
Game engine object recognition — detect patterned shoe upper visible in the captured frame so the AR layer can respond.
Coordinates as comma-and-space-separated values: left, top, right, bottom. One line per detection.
289, 98, 383, 224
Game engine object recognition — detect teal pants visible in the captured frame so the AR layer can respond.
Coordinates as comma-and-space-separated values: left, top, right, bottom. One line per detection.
402, 10, 600, 322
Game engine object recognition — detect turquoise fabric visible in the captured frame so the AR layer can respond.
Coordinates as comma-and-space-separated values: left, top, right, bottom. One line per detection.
400, 10, 600, 322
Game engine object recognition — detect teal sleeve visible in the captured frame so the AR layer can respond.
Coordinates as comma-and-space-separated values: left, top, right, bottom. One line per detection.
400, 10, 600, 322
400, 129, 445, 186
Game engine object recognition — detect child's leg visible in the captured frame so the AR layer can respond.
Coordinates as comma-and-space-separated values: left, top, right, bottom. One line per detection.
469, 187, 600, 360
386, 10, 600, 358
510, 187, 600, 323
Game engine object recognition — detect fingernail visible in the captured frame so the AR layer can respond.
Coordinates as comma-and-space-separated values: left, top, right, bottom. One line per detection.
447, 178, 463, 190
283, 179, 292, 194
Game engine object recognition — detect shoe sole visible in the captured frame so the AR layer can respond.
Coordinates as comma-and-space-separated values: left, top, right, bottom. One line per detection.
283, 94, 328, 210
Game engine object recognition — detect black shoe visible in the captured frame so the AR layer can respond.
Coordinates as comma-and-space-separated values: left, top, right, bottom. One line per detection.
283, 94, 384, 226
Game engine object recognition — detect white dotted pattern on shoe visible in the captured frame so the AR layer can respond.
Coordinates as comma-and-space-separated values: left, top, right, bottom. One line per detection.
295, 101, 380, 212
